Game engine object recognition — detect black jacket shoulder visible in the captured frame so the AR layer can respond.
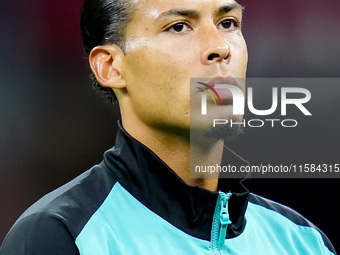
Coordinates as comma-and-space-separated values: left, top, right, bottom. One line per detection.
0, 164, 116, 255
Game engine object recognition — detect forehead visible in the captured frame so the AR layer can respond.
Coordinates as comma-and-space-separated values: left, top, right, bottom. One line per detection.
132, 0, 240, 19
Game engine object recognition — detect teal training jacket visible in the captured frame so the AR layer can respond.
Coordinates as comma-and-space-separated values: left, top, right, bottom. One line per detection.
0, 121, 336, 255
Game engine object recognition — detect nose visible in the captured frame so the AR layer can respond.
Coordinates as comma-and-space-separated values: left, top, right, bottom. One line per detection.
201, 27, 231, 65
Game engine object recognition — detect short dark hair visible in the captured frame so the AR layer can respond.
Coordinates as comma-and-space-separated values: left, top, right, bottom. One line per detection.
81, 0, 133, 103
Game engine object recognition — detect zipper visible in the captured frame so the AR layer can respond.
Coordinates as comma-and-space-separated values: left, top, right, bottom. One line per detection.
211, 191, 232, 255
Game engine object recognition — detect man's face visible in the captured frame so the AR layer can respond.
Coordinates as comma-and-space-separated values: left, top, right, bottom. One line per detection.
121, 0, 248, 134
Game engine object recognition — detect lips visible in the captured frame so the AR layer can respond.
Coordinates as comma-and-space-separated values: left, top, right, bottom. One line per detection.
197, 77, 240, 105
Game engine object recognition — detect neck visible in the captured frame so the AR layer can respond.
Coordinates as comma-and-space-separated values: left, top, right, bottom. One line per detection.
122, 117, 223, 192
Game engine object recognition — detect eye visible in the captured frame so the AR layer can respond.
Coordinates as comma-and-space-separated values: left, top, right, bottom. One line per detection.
217, 19, 239, 30
167, 22, 191, 33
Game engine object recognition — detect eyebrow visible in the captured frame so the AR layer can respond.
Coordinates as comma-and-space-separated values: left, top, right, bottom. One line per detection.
154, 3, 244, 23
154, 9, 199, 23
215, 3, 244, 16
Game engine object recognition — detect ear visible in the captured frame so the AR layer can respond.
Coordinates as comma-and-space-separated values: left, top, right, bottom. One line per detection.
89, 45, 126, 89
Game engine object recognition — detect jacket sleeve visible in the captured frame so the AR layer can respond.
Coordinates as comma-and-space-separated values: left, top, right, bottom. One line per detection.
0, 212, 80, 255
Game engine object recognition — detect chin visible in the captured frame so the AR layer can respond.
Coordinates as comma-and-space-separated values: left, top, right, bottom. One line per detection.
190, 114, 244, 142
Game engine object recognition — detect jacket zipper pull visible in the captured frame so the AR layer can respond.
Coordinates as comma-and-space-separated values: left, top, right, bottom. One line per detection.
218, 192, 232, 246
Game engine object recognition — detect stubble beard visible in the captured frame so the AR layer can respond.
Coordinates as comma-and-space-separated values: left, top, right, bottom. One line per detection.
203, 116, 245, 142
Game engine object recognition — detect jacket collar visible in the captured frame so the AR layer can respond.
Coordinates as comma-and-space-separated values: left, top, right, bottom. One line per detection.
102, 120, 250, 241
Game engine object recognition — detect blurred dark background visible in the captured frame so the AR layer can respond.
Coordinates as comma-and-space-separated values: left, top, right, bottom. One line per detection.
0, 0, 339, 252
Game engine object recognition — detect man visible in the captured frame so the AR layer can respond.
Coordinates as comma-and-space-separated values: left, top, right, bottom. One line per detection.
0, 0, 336, 254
